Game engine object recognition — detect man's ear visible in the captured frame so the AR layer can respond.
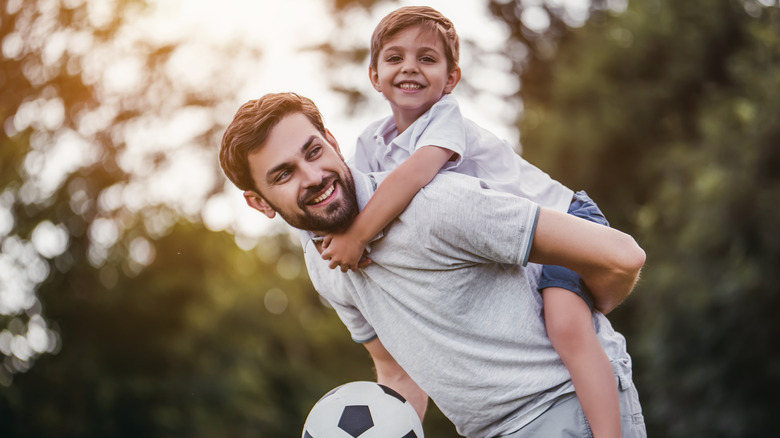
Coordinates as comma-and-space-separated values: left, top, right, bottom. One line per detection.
444, 66, 462, 94
244, 190, 276, 219
324, 129, 344, 159
369, 66, 382, 92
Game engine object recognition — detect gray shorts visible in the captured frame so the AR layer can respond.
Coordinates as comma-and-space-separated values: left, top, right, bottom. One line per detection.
501, 361, 647, 438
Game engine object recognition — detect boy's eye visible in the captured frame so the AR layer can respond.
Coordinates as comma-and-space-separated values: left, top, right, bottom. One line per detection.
385, 55, 402, 63
420, 56, 436, 63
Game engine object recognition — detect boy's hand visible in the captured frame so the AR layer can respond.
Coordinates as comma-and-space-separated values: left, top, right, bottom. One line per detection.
321, 233, 372, 272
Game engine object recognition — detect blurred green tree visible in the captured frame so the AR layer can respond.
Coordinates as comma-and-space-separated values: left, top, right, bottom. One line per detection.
487, 0, 780, 436
1, 0, 371, 436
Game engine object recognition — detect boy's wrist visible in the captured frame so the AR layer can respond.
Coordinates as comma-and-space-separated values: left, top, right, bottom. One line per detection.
348, 222, 374, 245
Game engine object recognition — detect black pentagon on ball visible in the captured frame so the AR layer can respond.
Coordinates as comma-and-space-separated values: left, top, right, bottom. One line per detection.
401, 431, 418, 438
338, 405, 374, 437
378, 384, 407, 403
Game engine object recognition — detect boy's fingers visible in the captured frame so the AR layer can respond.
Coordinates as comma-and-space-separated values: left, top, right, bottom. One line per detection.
357, 257, 373, 269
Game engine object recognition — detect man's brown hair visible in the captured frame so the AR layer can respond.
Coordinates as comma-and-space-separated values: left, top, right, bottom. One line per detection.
370, 6, 460, 72
219, 92, 326, 192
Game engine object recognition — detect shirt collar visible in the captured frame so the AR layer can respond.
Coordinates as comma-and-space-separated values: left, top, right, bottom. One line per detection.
373, 115, 398, 145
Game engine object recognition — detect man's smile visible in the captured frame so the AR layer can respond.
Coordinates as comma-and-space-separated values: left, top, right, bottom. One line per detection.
309, 182, 336, 205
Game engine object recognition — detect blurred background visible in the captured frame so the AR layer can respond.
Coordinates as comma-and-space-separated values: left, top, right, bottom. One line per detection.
1, 0, 779, 436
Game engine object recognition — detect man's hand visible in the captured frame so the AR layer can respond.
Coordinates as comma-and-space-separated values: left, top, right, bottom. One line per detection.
321, 232, 372, 272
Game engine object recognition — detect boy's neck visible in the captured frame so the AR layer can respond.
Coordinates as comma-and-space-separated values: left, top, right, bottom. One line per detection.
391, 94, 450, 134
392, 106, 432, 134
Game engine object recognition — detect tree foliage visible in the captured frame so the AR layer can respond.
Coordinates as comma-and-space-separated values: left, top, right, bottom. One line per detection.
0, 0, 368, 436
486, 0, 780, 436
2, 0, 779, 436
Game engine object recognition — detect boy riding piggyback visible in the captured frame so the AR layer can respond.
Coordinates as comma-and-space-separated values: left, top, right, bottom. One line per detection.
320, 7, 625, 438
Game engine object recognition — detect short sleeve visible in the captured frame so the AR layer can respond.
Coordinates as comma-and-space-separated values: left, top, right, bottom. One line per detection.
414, 172, 540, 266
302, 247, 377, 343
409, 95, 467, 161
324, 298, 378, 343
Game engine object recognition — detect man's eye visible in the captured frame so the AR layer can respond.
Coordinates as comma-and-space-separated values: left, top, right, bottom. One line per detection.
307, 145, 322, 159
275, 170, 291, 183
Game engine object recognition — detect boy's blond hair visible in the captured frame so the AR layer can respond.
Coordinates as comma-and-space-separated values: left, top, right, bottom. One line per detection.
370, 6, 460, 72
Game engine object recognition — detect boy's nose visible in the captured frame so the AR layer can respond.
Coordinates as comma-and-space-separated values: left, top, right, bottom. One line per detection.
401, 61, 418, 74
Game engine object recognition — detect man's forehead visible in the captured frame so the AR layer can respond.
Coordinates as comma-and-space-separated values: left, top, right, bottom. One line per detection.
267, 112, 320, 146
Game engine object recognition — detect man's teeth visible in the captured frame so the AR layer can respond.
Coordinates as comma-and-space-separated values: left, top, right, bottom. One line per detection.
399, 83, 422, 90
312, 184, 335, 204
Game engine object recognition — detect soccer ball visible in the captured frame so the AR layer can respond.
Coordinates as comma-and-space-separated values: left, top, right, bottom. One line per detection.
302, 381, 424, 438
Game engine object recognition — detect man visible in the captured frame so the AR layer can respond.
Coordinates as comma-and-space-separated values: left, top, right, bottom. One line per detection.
220, 92, 647, 438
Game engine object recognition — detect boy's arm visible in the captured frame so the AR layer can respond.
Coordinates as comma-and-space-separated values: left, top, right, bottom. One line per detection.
364, 337, 428, 421
528, 207, 646, 314
321, 145, 455, 271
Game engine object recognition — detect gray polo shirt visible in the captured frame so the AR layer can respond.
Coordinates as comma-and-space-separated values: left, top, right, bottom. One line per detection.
301, 169, 632, 438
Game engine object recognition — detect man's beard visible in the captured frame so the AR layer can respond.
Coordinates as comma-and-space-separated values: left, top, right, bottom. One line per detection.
269, 170, 358, 233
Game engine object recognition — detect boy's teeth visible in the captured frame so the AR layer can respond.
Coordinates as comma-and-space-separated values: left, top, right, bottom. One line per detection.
312, 184, 335, 204
399, 83, 421, 90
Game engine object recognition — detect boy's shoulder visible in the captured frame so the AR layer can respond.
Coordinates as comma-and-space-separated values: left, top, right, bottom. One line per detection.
358, 115, 395, 142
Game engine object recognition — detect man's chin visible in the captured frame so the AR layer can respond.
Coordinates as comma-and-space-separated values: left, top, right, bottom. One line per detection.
285, 201, 357, 234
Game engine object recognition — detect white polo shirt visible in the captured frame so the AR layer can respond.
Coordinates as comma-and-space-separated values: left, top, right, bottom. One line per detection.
301, 169, 633, 438
351, 94, 574, 212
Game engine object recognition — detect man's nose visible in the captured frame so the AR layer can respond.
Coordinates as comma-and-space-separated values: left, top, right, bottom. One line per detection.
299, 161, 323, 186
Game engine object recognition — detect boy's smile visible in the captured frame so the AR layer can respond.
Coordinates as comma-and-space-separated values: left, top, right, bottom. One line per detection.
370, 25, 461, 133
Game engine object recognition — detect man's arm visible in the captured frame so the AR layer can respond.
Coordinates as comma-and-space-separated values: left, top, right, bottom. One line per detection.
363, 338, 428, 421
529, 207, 646, 314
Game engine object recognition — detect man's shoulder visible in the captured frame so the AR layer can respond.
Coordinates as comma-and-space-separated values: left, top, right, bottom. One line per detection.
405, 172, 507, 218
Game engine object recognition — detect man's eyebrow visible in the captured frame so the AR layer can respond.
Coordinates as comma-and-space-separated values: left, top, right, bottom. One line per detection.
265, 135, 317, 181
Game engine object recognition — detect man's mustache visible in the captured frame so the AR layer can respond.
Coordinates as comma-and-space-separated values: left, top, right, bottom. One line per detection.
298, 174, 338, 209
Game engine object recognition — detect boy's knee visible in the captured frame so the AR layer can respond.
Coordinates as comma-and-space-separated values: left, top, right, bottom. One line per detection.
546, 313, 589, 348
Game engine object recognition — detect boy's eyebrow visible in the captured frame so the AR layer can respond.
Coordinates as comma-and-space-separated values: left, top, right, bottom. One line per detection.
381, 45, 405, 53
265, 135, 316, 182
382, 44, 440, 53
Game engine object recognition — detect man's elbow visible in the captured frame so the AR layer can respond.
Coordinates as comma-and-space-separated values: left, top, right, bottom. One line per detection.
612, 234, 646, 298
596, 234, 645, 314
626, 236, 647, 279
621, 235, 646, 281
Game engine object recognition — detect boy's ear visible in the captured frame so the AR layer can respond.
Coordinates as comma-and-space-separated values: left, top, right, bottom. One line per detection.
369, 66, 382, 92
444, 66, 462, 94
244, 190, 276, 219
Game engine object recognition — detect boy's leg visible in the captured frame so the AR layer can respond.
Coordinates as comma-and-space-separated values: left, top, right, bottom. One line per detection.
543, 287, 621, 438
538, 191, 621, 437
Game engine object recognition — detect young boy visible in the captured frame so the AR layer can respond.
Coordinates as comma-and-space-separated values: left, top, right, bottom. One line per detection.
320, 6, 623, 437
